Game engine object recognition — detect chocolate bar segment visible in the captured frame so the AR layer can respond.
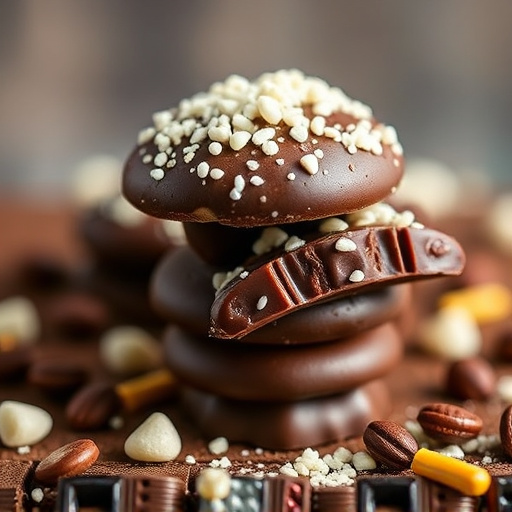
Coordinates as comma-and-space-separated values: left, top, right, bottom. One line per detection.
210, 226, 465, 339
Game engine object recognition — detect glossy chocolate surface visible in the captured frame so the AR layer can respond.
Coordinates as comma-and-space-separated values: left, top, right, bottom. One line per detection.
180, 380, 391, 450
152, 246, 410, 343
123, 110, 403, 228
211, 226, 465, 339
163, 323, 402, 401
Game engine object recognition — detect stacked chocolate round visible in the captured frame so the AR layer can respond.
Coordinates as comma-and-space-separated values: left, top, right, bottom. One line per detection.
122, 70, 465, 449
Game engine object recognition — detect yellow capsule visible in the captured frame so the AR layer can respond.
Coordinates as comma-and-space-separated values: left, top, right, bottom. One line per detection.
115, 369, 177, 412
411, 448, 491, 497
438, 283, 512, 324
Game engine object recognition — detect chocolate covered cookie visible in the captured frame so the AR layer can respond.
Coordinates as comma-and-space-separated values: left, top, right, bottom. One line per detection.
123, 70, 404, 227
164, 323, 402, 401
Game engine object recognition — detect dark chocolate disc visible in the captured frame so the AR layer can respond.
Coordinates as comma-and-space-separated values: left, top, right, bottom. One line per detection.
122, 71, 404, 227
163, 323, 402, 401
151, 246, 409, 344
180, 379, 391, 450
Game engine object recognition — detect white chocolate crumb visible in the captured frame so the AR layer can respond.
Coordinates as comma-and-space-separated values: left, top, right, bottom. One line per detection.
31, 488, 44, 503
185, 454, 197, 464
256, 296, 268, 311
17, 445, 31, 455
284, 235, 306, 252
287, 172, 296, 181
335, 237, 357, 252
300, 154, 319, 175
208, 436, 229, 455
351, 451, 377, 471
349, 270, 365, 283
246, 159, 260, 171
150, 168, 165, 181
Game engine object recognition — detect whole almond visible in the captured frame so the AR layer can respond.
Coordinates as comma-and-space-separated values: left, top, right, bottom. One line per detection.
417, 403, 482, 444
35, 438, 99, 484
66, 382, 121, 430
499, 405, 512, 459
445, 357, 496, 401
363, 420, 418, 469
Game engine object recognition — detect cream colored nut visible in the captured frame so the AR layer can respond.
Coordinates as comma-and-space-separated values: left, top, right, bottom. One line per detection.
497, 375, 512, 403
0, 296, 40, 345
124, 412, 181, 462
100, 326, 163, 376
196, 467, 231, 500
418, 307, 482, 360
0, 401, 52, 447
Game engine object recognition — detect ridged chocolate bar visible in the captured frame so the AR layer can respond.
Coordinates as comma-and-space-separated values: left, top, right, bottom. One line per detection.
210, 226, 465, 339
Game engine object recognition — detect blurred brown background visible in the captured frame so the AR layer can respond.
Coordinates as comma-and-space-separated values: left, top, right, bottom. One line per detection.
1, 0, 511, 195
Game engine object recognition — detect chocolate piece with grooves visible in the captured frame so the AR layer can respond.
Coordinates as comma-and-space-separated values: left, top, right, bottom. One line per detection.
152, 245, 410, 344
210, 226, 465, 339
357, 477, 417, 512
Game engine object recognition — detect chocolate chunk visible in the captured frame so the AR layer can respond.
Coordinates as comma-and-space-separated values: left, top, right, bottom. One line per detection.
180, 379, 391, 450
164, 323, 402, 401
210, 226, 465, 339
152, 246, 410, 343
312, 486, 356, 512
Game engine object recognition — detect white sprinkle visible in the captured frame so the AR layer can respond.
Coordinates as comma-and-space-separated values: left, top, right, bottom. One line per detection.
320, 217, 349, 233
190, 127, 208, 144
314, 148, 324, 159
271, 211, 278, 218
260, 196, 267, 203
208, 142, 222, 155
208, 436, 229, 455
276, 158, 285, 166
183, 152, 195, 164
234, 174, 245, 192
285, 236, 306, 252
324, 126, 341, 140
349, 270, 365, 282
241, 449, 250, 457
300, 154, 319, 175
142, 154, 153, 164
209, 168, 225, 180
150, 168, 165, 181
352, 451, 377, 471
255, 447, 264, 455
109, 416, 124, 430
230, 189, 242, 201
31, 488, 44, 503
277, 136, 285, 143
256, 297, 266, 312
17, 445, 31, 455
289, 125, 309, 143
262, 140, 279, 156
287, 173, 296, 181
246, 160, 260, 171
208, 125, 231, 143
240, 271, 249, 279
166, 159, 176, 168
154, 152, 168, 167
229, 131, 252, 151
258, 95, 283, 124
185, 454, 197, 464
250, 176, 265, 186
197, 161, 210, 179
335, 237, 357, 252
138, 127, 156, 145
252, 127, 275, 146
310, 116, 326, 136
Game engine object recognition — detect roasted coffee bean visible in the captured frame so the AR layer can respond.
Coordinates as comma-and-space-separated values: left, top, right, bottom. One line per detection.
363, 420, 418, 469
28, 360, 88, 395
66, 381, 121, 430
417, 403, 482, 444
0, 347, 32, 381
500, 405, 512, 460
35, 438, 99, 484
445, 357, 496, 401
47, 293, 110, 340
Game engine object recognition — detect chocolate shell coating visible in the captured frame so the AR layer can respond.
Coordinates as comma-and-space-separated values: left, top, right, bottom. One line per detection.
163, 323, 402, 401
123, 128, 403, 227
211, 225, 466, 339
180, 379, 391, 450
152, 246, 409, 344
